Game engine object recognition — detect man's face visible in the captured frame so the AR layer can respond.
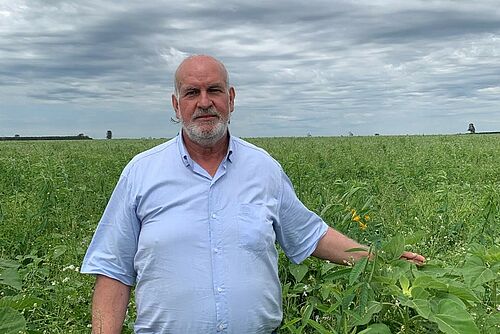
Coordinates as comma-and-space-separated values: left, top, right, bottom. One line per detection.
172, 56, 235, 147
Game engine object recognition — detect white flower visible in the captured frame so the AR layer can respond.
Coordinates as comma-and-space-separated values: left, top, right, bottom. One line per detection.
63, 265, 76, 271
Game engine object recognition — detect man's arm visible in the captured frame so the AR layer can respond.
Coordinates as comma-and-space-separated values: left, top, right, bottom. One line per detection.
92, 275, 131, 334
312, 227, 425, 265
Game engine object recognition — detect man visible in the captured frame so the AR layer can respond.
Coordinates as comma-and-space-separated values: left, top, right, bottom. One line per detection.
81, 55, 425, 334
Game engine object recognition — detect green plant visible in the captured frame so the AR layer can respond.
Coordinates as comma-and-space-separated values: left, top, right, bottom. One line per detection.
279, 234, 499, 333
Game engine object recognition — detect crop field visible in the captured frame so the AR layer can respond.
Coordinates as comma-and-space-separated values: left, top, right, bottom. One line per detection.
0, 135, 499, 333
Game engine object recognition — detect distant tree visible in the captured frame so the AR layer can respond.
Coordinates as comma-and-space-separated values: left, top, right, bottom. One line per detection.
106, 130, 112, 139
468, 123, 476, 134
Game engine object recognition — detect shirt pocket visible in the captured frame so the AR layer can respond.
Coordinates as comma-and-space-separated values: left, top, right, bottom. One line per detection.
237, 204, 274, 252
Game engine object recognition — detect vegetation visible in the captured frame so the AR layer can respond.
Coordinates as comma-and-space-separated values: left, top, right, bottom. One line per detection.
0, 135, 498, 333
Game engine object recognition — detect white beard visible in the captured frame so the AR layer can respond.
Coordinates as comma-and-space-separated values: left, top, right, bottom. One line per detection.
181, 107, 229, 147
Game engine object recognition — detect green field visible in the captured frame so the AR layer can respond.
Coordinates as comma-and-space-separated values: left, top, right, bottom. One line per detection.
1, 135, 499, 333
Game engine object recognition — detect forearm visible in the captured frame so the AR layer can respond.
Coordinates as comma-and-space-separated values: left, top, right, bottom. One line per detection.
312, 227, 426, 266
92, 275, 131, 334
312, 227, 370, 264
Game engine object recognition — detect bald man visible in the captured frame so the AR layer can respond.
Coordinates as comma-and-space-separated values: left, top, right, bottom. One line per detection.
81, 55, 424, 334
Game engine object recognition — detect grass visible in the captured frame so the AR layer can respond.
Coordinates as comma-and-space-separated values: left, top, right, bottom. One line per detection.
0, 134, 498, 333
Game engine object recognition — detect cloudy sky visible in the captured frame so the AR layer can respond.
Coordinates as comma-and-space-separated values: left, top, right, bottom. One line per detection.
1, 0, 499, 138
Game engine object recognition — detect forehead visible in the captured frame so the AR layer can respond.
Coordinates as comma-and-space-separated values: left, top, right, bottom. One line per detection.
177, 57, 226, 88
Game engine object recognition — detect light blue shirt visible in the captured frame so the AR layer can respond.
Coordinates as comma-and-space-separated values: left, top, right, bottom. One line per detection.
81, 133, 328, 334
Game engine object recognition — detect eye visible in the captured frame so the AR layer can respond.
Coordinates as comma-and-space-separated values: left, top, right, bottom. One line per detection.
208, 87, 224, 94
183, 89, 198, 97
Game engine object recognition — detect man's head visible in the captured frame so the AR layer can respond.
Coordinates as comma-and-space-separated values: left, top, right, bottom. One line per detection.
172, 55, 235, 147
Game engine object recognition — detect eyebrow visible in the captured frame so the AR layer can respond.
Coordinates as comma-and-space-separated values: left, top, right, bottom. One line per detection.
208, 84, 225, 89
182, 83, 226, 91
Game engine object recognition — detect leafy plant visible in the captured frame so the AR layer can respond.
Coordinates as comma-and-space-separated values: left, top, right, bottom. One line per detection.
1, 135, 499, 332
279, 234, 499, 333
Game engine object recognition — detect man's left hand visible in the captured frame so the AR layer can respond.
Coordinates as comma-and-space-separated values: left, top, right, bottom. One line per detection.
400, 251, 426, 266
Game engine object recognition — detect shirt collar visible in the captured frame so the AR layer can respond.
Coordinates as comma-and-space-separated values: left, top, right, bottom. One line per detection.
177, 129, 234, 168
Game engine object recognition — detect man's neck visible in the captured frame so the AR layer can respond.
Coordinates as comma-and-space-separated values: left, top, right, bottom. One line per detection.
182, 132, 229, 177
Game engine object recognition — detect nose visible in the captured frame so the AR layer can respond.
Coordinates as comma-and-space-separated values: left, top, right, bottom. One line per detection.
197, 91, 213, 109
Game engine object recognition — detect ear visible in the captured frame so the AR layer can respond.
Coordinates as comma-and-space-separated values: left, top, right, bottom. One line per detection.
172, 94, 180, 119
229, 87, 236, 113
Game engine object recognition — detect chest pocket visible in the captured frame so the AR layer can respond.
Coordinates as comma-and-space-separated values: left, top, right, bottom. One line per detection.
237, 204, 274, 252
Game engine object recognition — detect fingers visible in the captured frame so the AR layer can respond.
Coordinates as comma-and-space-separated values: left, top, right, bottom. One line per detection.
401, 251, 426, 266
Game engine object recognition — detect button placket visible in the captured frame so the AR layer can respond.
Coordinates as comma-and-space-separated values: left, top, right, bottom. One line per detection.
208, 182, 228, 331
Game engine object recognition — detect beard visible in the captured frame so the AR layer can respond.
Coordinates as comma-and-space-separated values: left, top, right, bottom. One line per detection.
181, 107, 229, 147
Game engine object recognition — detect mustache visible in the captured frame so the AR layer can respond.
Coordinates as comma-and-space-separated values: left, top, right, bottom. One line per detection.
192, 107, 220, 119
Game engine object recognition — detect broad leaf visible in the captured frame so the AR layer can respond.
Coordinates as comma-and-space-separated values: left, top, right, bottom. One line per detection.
429, 299, 480, 334
398, 287, 432, 319
52, 245, 67, 259
319, 284, 331, 300
401, 298, 431, 320
0, 259, 20, 269
411, 286, 430, 300
0, 307, 26, 334
358, 323, 392, 334
289, 263, 308, 283
462, 255, 496, 288
371, 275, 397, 286
412, 276, 479, 303
413, 275, 447, 290
0, 295, 44, 310
351, 301, 382, 326
380, 234, 405, 261
0, 267, 22, 290
446, 282, 480, 303
321, 261, 337, 275
399, 275, 410, 296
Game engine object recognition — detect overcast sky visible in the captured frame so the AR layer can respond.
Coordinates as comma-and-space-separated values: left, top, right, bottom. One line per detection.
1, 0, 499, 138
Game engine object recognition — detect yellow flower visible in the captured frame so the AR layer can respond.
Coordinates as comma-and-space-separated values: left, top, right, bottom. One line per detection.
359, 222, 367, 231
353, 215, 361, 222
364, 214, 370, 221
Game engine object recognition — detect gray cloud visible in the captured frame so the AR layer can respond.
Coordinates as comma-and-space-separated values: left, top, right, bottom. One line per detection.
1, 0, 499, 138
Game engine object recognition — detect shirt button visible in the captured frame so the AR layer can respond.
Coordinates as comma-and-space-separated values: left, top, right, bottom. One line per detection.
217, 323, 226, 331
217, 287, 223, 293
211, 213, 217, 219
214, 248, 219, 253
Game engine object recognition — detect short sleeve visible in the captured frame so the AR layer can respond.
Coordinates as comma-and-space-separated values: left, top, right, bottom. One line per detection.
80, 170, 140, 286
274, 170, 328, 264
